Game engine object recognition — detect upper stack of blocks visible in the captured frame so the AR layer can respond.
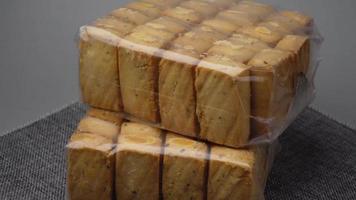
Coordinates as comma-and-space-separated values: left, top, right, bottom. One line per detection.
79, 0, 313, 148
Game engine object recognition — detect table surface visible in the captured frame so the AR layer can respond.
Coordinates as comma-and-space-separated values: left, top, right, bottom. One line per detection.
0, 103, 355, 199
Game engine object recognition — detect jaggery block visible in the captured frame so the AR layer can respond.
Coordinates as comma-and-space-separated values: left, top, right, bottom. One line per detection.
276, 35, 310, 74
119, 27, 175, 123
79, 22, 133, 112
159, 28, 226, 136
248, 49, 295, 136
162, 133, 208, 200
67, 133, 115, 200
208, 145, 268, 200
116, 122, 162, 200
196, 58, 251, 147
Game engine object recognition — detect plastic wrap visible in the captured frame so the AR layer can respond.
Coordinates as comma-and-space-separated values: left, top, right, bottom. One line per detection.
78, 0, 322, 148
78, 0, 322, 149
66, 108, 278, 200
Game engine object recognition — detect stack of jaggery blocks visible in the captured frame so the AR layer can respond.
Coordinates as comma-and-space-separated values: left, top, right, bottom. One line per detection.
71, 0, 314, 199
80, 0, 312, 148
68, 108, 274, 200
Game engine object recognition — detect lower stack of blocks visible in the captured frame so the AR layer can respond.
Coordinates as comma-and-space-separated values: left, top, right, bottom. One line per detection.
67, 108, 276, 200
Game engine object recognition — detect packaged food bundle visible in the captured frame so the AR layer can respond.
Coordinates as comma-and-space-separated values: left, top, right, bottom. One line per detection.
79, 0, 322, 148
67, 108, 278, 200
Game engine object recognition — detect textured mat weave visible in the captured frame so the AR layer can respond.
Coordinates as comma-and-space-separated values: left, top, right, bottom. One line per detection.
0, 103, 355, 200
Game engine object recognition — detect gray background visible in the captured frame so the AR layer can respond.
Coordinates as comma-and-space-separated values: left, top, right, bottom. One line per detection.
1, 0, 355, 135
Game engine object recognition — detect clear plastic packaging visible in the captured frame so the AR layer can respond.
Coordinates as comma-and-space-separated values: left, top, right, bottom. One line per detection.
66, 108, 278, 200
78, 0, 323, 149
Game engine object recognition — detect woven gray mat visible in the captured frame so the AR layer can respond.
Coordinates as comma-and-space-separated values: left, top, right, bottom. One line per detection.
0, 103, 355, 200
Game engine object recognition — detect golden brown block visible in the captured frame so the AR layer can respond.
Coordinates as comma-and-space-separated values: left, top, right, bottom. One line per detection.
276, 35, 310, 75
162, 133, 208, 200
86, 108, 123, 125
196, 58, 251, 147
208, 145, 268, 200
119, 21, 181, 123
202, 19, 239, 35
231, 0, 275, 18
146, 16, 190, 34
280, 10, 313, 27
194, 34, 270, 147
67, 133, 115, 200
142, 0, 182, 8
116, 122, 162, 200
77, 116, 121, 141
180, 0, 219, 17
125, 1, 163, 18
248, 49, 295, 136
79, 23, 132, 112
266, 13, 307, 33
198, 0, 236, 8
216, 9, 260, 27
163, 6, 203, 24
159, 27, 226, 137
240, 25, 285, 46
110, 8, 156, 25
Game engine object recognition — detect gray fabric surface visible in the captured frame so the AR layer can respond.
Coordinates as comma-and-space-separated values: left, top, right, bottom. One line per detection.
0, 103, 355, 200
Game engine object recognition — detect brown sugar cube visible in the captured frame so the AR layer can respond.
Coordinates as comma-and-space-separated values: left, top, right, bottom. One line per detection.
163, 6, 203, 24
116, 122, 162, 200
159, 28, 226, 137
86, 108, 123, 125
79, 19, 134, 112
208, 145, 268, 200
67, 133, 115, 200
231, 0, 275, 18
195, 57, 251, 147
248, 49, 295, 136
119, 25, 176, 123
276, 35, 310, 75
162, 133, 208, 200
180, 0, 219, 17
